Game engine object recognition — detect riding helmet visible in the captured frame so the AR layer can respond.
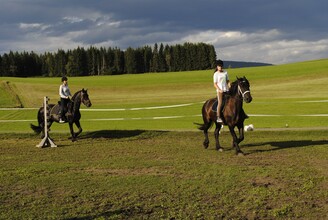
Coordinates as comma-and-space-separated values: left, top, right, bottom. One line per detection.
216, 60, 224, 67
61, 76, 68, 82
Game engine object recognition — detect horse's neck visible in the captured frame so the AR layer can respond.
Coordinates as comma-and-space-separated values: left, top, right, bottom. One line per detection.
72, 94, 81, 113
226, 90, 243, 109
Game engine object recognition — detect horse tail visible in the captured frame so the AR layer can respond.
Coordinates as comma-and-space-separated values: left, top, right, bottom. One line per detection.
194, 99, 214, 131
193, 122, 210, 131
30, 123, 42, 134
194, 122, 213, 131
30, 107, 43, 134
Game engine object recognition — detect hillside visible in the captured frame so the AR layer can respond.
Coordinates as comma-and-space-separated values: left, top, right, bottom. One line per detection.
0, 81, 23, 107
1, 58, 326, 107
225, 60, 272, 68
0, 58, 327, 131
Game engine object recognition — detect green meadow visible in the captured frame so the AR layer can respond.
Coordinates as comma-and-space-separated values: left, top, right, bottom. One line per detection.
0, 59, 328, 219
0, 130, 327, 219
0, 59, 328, 132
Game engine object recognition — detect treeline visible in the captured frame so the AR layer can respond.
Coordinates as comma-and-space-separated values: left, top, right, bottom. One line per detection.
0, 42, 216, 77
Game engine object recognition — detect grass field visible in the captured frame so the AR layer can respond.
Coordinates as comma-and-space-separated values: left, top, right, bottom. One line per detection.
0, 59, 328, 219
0, 59, 328, 132
0, 130, 327, 219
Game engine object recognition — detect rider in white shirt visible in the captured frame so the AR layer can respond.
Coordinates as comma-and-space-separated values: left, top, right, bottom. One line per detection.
59, 76, 71, 123
213, 60, 230, 123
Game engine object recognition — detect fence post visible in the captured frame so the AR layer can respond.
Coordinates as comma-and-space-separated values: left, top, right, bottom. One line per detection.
36, 96, 57, 148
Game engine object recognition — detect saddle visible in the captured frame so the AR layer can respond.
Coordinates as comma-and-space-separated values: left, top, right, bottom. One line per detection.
212, 97, 249, 120
58, 100, 73, 116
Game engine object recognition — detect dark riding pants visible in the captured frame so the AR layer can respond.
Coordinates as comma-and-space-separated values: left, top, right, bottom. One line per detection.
60, 98, 70, 119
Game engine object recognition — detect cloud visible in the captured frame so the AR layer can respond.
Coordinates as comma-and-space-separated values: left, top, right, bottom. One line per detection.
162, 29, 328, 63
62, 16, 84, 24
0, 0, 327, 64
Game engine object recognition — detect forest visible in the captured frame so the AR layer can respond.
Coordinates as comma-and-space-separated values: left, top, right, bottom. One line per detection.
0, 42, 216, 77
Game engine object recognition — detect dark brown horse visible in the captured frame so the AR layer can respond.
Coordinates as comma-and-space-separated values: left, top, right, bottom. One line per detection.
197, 77, 252, 155
31, 89, 92, 142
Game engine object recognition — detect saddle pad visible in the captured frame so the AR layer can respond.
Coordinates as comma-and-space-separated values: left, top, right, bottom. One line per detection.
212, 93, 228, 112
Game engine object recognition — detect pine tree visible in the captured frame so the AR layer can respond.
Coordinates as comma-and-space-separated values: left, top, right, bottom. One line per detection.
55, 49, 67, 76
164, 45, 172, 72
0, 53, 11, 76
65, 52, 79, 76
113, 48, 124, 74
150, 43, 159, 72
143, 46, 152, 73
158, 43, 166, 72
0, 42, 217, 76
124, 47, 137, 74
208, 45, 217, 68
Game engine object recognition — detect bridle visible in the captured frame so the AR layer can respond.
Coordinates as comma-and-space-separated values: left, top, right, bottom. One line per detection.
73, 90, 87, 103
238, 84, 250, 98
80, 90, 91, 107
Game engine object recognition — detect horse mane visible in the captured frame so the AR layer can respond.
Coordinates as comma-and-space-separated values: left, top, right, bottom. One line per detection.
69, 90, 82, 113
228, 80, 239, 95
71, 90, 82, 102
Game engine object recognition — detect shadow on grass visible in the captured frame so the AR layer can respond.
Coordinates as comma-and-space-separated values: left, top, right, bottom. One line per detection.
67, 208, 138, 220
244, 140, 328, 153
78, 129, 167, 140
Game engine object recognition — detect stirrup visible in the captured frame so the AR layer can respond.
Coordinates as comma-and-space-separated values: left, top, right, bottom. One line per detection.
216, 117, 223, 123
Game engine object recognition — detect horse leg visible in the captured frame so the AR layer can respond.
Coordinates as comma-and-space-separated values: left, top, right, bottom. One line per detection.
202, 122, 211, 149
47, 121, 53, 133
74, 120, 83, 138
237, 124, 244, 144
214, 123, 223, 152
228, 126, 244, 156
40, 121, 45, 138
68, 122, 77, 142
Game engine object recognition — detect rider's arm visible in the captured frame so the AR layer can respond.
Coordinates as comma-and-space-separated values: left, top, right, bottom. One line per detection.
213, 73, 222, 92
214, 83, 221, 92
227, 80, 231, 89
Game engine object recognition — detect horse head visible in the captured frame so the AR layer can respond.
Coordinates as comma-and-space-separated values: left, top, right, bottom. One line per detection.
81, 88, 92, 107
237, 76, 252, 103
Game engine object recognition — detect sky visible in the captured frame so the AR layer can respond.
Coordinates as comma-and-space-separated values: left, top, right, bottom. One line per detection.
0, 0, 327, 64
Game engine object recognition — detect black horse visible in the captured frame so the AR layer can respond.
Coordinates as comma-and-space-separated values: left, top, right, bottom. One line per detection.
197, 77, 252, 155
31, 89, 92, 141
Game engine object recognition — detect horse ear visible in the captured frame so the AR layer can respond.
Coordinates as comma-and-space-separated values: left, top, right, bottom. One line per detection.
236, 76, 240, 80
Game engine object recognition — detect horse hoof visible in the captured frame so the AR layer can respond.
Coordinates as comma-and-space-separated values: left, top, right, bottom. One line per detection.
237, 152, 245, 156
203, 142, 209, 149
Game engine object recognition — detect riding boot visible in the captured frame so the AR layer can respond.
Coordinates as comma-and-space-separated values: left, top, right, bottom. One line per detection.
217, 92, 223, 123
59, 117, 65, 123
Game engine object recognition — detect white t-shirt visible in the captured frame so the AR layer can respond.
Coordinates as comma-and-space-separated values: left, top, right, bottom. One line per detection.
213, 70, 229, 92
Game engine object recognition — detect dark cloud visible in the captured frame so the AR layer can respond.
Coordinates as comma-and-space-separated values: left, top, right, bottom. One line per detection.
0, 0, 327, 63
